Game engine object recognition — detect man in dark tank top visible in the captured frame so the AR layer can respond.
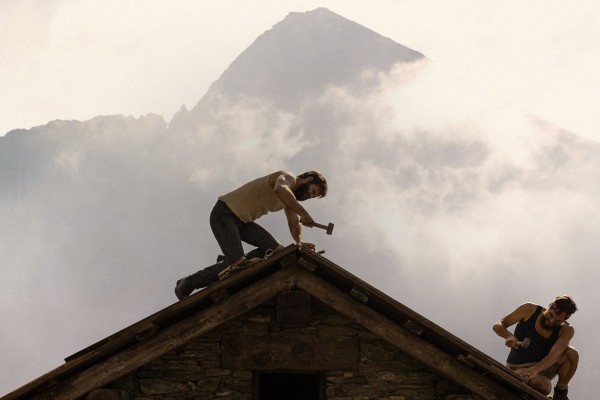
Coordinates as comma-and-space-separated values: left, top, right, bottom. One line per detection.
493, 295, 578, 400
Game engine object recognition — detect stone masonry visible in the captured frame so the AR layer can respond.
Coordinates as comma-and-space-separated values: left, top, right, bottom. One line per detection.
88, 292, 478, 400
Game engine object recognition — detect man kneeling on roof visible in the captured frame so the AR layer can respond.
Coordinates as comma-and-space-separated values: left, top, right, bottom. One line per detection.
493, 295, 578, 400
174, 170, 328, 300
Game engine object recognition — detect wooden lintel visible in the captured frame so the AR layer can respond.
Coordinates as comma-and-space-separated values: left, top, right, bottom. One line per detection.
221, 335, 357, 370
294, 270, 524, 400
32, 268, 299, 400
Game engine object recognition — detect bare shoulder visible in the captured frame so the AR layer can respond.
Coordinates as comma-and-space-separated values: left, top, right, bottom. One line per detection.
269, 170, 295, 187
502, 302, 537, 325
559, 322, 575, 337
516, 302, 539, 317
518, 302, 539, 311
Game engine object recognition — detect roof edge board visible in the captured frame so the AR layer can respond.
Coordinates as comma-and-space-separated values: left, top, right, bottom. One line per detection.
294, 267, 527, 400
15, 268, 299, 400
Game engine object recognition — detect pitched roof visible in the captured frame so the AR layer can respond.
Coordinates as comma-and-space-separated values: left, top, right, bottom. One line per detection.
3, 245, 548, 400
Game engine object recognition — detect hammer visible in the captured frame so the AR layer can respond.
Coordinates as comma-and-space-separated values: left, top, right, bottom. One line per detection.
313, 222, 334, 235
515, 337, 530, 349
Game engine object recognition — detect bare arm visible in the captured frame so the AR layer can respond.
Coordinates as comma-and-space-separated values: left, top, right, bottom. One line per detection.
284, 207, 303, 245
271, 171, 315, 247
493, 303, 537, 349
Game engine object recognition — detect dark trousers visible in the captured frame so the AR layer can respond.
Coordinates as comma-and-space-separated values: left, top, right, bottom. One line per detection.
188, 200, 280, 289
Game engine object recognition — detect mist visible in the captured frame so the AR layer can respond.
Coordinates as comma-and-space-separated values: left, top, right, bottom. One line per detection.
2, 21, 599, 400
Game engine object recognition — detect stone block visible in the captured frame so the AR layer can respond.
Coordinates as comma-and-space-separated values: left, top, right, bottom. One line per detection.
86, 389, 129, 400
139, 379, 190, 395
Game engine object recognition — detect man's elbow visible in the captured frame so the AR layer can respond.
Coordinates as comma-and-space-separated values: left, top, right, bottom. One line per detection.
273, 184, 291, 195
492, 321, 504, 334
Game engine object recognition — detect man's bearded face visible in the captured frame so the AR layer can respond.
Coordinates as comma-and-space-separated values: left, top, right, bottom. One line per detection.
293, 183, 311, 201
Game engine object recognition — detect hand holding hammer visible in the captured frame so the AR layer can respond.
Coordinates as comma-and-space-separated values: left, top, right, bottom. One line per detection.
313, 222, 334, 235
515, 337, 530, 349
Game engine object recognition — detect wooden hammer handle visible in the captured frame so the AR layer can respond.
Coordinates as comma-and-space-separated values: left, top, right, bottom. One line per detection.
312, 222, 334, 235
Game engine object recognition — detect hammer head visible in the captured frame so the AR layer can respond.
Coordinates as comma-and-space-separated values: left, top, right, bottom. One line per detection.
325, 222, 334, 235
517, 337, 530, 349
313, 221, 335, 235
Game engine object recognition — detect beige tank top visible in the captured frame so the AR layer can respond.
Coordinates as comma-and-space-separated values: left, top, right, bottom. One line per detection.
219, 173, 285, 223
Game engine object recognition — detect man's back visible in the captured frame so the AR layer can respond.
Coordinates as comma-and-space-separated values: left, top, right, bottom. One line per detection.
219, 172, 285, 223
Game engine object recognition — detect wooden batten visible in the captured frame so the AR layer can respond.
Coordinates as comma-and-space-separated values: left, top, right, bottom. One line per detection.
464, 354, 547, 399
403, 319, 424, 335
350, 286, 370, 303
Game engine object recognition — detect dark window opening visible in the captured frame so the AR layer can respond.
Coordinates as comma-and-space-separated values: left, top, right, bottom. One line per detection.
255, 372, 324, 400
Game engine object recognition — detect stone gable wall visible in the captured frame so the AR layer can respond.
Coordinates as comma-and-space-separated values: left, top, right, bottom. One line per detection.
90, 294, 477, 400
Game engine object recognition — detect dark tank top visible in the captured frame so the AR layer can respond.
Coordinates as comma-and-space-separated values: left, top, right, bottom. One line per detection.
507, 306, 560, 365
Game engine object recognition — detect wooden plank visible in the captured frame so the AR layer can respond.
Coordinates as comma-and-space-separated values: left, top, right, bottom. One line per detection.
221, 335, 357, 370
64, 321, 157, 362
350, 286, 370, 303
403, 319, 424, 335
30, 267, 299, 400
294, 269, 525, 400
464, 355, 549, 400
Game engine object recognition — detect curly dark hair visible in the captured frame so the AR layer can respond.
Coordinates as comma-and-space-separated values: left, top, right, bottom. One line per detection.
553, 295, 578, 317
297, 171, 328, 197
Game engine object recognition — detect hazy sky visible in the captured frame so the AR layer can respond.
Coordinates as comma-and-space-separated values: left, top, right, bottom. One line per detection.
2, 2, 599, 399
2, 1, 599, 141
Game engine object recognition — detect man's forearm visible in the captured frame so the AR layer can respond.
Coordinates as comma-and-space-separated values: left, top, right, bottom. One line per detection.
290, 223, 302, 244
493, 322, 519, 349
493, 322, 513, 339
286, 212, 303, 244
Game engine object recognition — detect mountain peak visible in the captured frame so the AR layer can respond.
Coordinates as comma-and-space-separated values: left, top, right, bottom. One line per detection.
199, 7, 424, 110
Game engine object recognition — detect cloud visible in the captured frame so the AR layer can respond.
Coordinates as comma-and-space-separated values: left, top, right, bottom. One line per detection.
2, 36, 600, 400
269, 64, 600, 397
